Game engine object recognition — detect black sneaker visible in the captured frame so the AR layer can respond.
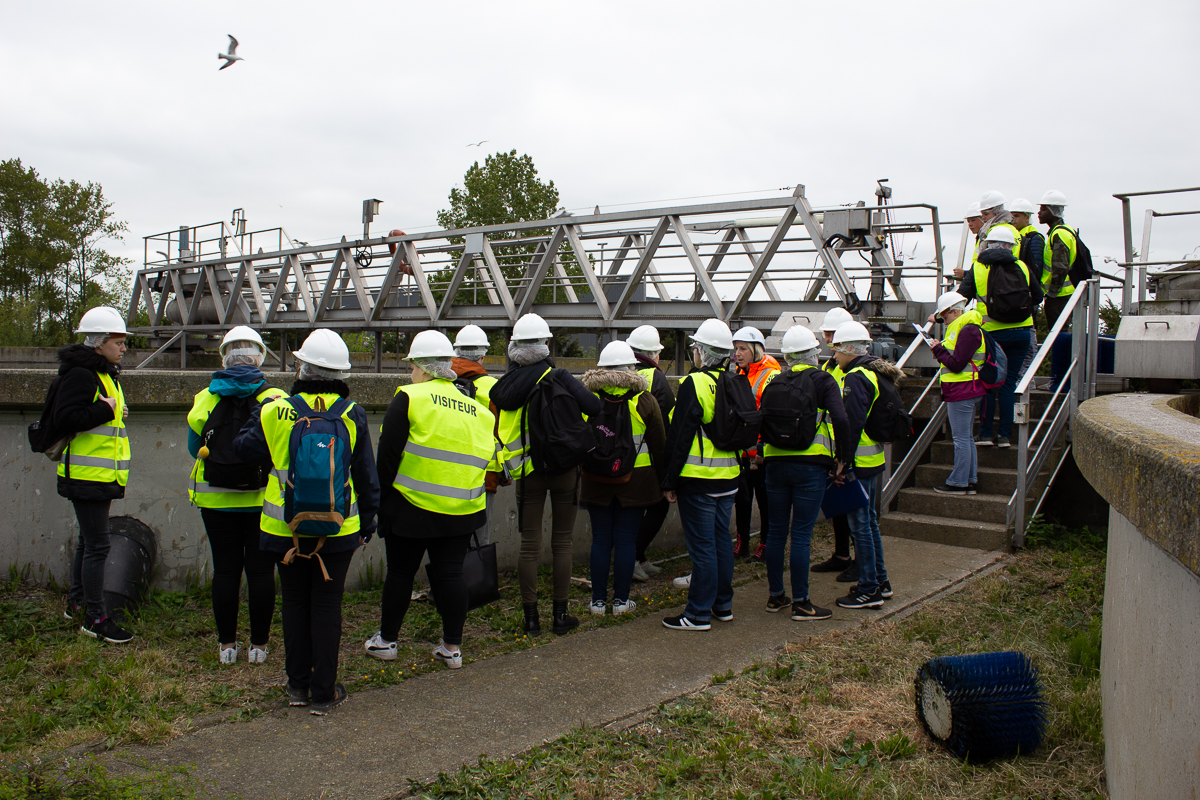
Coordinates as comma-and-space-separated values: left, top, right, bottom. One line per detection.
811, 554, 852, 573
662, 614, 711, 631
880, 580, 893, 599
974, 434, 994, 447
81, 617, 133, 644
286, 684, 310, 707
712, 608, 734, 622
791, 599, 832, 621
835, 587, 885, 609
995, 436, 1011, 449
64, 599, 83, 620
934, 483, 968, 495
965, 484, 978, 495
310, 684, 348, 716
765, 593, 791, 613
836, 561, 858, 583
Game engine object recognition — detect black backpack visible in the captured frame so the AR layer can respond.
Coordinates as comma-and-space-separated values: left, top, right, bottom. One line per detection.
28, 374, 85, 460
1053, 225, 1095, 287
759, 369, 820, 451
582, 389, 639, 484
524, 373, 596, 475
701, 368, 761, 452
983, 260, 1034, 323
861, 363, 912, 444
199, 390, 276, 490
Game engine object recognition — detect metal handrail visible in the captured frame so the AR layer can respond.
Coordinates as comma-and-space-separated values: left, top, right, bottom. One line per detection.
881, 400, 947, 510
1007, 388, 1073, 527
1014, 286, 1087, 396
894, 322, 932, 370
1028, 359, 1076, 444
1030, 445, 1072, 521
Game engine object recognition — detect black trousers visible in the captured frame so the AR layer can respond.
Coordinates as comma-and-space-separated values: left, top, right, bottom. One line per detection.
735, 461, 769, 545
832, 512, 853, 560
380, 533, 472, 646
69, 499, 111, 621
277, 548, 353, 704
200, 508, 276, 646
635, 497, 671, 563
1044, 294, 1072, 330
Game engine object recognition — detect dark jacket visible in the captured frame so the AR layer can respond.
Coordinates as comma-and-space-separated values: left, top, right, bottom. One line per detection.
957, 247, 1044, 321
233, 379, 380, 553
578, 368, 666, 508
660, 365, 740, 496
1017, 228, 1047, 294
841, 356, 905, 479
54, 344, 125, 502
634, 353, 676, 420
489, 358, 602, 417
762, 367, 854, 469
375, 382, 486, 539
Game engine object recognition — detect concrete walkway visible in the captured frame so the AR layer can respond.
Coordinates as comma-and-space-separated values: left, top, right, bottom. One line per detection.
121, 537, 1003, 799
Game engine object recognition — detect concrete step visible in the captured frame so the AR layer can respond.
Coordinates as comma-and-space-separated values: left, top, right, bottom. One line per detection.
897, 487, 1010, 524
915, 464, 1017, 494
905, 388, 1057, 420
930, 440, 1021, 469
879, 511, 1010, 551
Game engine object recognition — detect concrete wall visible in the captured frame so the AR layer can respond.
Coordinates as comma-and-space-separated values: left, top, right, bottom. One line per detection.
1075, 393, 1200, 799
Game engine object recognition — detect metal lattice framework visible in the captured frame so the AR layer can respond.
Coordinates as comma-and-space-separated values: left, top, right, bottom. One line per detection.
127, 184, 954, 367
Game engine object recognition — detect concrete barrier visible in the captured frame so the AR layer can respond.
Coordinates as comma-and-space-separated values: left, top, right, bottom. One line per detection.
1074, 393, 1200, 799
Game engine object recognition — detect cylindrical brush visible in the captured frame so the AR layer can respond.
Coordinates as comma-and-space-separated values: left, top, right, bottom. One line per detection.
914, 651, 1047, 762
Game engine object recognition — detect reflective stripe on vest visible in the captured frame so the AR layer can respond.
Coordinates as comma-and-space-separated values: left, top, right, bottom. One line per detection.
58, 372, 129, 487
674, 371, 740, 480
393, 380, 496, 515
187, 385, 287, 509
496, 367, 552, 479
938, 310, 987, 386
761, 364, 837, 460
258, 392, 362, 539
845, 366, 886, 469
972, 257, 1035, 331
1042, 224, 1078, 298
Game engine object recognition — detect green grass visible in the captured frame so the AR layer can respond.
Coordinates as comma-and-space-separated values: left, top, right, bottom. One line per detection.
0, 757, 220, 799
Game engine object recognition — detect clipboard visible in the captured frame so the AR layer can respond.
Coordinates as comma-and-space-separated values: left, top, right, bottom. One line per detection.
912, 323, 935, 346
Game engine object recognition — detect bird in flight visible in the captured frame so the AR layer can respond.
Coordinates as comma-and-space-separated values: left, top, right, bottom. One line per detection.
466, 140, 488, 147
218, 35, 243, 70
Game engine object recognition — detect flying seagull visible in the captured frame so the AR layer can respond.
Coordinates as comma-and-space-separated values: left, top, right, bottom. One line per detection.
218, 35, 243, 70
466, 140, 488, 147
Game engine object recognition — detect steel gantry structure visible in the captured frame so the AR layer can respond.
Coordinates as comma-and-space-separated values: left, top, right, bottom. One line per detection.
127, 184, 956, 369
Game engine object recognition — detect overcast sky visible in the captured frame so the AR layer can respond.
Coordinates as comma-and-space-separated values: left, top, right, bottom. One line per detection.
4, 0, 1198, 303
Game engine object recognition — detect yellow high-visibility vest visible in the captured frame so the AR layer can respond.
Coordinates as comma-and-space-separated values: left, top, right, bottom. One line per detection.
58, 372, 129, 486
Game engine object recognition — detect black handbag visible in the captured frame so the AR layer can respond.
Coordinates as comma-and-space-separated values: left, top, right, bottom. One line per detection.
427, 533, 499, 611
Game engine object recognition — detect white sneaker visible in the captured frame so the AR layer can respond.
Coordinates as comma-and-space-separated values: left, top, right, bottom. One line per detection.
613, 599, 637, 615
364, 632, 397, 661
641, 561, 662, 575
432, 641, 462, 669
589, 599, 607, 616
248, 645, 268, 664
218, 645, 238, 665
672, 574, 692, 590
631, 562, 649, 582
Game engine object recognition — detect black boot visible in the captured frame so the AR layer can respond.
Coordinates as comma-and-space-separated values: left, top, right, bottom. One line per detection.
523, 603, 541, 637
551, 601, 579, 635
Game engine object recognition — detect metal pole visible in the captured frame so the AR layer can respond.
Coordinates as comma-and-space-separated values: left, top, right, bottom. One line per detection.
1087, 280, 1100, 401
280, 331, 288, 371
374, 331, 382, 374
1120, 197, 1134, 313
1070, 284, 1087, 420
180, 332, 187, 370
1014, 386, 1029, 549
1139, 210, 1154, 307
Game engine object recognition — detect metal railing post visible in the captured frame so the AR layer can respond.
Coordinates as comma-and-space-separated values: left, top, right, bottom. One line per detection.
1013, 381, 1030, 549
1120, 196, 1134, 314
1070, 287, 1087, 421
1087, 280, 1100, 401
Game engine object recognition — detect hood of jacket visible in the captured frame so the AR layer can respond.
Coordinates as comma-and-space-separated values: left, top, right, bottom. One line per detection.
581, 368, 649, 394
490, 358, 554, 411
452, 357, 489, 381
977, 247, 1020, 267
290, 378, 350, 399
208, 364, 267, 398
57, 343, 120, 378
847, 355, 905, 384
633, 352, 660, 371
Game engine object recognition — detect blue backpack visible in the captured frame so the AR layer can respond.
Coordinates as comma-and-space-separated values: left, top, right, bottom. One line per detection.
284, 396, 354, 537
978, 329, 1009, 390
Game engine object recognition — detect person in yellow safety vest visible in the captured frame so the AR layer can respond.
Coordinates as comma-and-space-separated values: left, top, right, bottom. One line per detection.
731, 326, 780, 562
451, 324, 499, 546
660, 318, 741, 631
956, 226, 1043, 448
952, 202, 985, 281
830, 321, 896, 610
760, 325, 853, 622
578, 340, 667, 617
53, 306, 134, 644
1009, 198, 1046, 379
626, 324, 675, 582
233, 329, 380, 716
927, 292, 987, 496
1038, 189, 1078, 329
364, 330, 498, 671
489, 313, 602, 638
812, 307, 856, 582
186, 326, 287, 666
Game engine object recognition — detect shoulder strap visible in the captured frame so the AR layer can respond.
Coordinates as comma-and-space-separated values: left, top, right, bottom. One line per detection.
287, 395, 311, 414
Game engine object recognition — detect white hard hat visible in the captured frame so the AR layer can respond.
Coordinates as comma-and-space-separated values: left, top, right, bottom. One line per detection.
454, 324, 489, 349
781, 325, 819, 354
1009, 198, 1036, 214
293, 329, 352, 371
985, 226, 1017, 245
75, 306, 127, 336
935, 291, 968, 319
626, 324, 664, 353
512, 313, 552, 341
731, 326, 766, 346
819, 307, 854, 333
979, 190, 1006, 211
965, 202, 982, 219
597, 340, 639, 368
405, 330, 456, 360
831, 321, 872, 345
689, 318, 733, 350
1040, 189, 1068, 206
220, 325, 265, 357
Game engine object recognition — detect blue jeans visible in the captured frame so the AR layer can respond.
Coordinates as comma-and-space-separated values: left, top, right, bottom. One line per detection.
844, 473, 888, 594
946, 398, 979, 488
677, 492, 735, 622
980, 326, 1032, 439
586, 500, 643, 603
764, 462, 827, 601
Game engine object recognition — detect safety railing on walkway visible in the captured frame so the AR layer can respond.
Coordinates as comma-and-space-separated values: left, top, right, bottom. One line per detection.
880, 323, 943, 511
